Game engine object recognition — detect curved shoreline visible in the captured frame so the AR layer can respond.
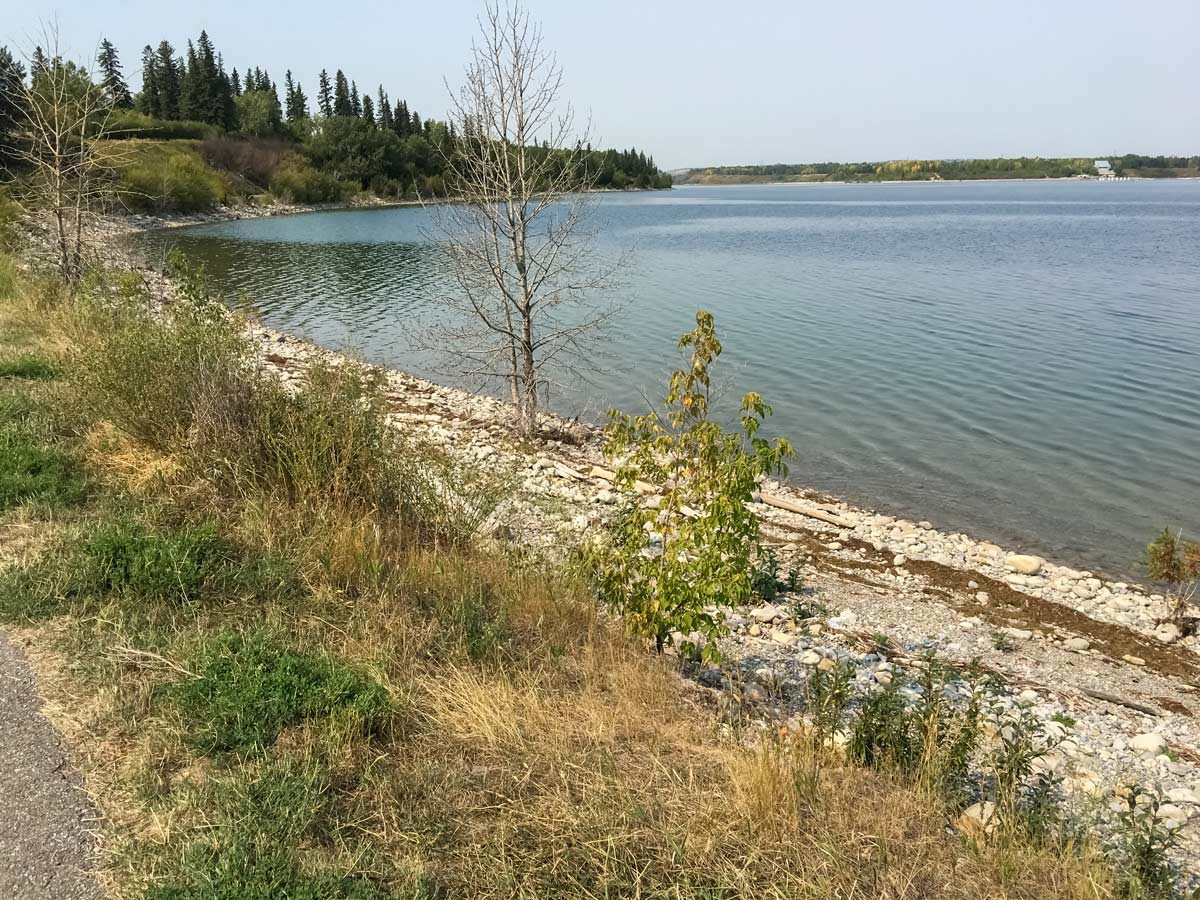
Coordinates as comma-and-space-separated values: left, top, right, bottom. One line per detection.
91, 208, 1187, 640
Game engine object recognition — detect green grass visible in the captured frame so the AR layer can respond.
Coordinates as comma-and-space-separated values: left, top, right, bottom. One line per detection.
0, 352, 59, 380
0, 517, 303, 622
144, 761, 398, 900
0, 425, 88, 511
170, 629, 393, 754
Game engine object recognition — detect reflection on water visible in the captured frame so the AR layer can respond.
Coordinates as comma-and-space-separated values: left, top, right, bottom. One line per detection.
132, 180, 1200, 578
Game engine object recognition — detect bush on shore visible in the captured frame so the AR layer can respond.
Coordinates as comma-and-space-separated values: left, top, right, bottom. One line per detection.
269, 161, 355, 204
112, 141, 229, 213
108, 109, 220, 141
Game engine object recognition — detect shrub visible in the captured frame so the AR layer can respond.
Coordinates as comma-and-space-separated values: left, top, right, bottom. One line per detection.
114, 142, 227, 212
1111, 786, 1182, 899
1144, 527, 1199, 630
269, 162, 352, 204
199, 137, 291, 189
170, 629, 392, 753
74, 260, 253, 449
107, 109, 218, 141
595, 311, 793, 659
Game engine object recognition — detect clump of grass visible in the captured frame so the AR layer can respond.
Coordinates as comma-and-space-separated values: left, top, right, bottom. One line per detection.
142, 760, 397, 900
0, 352, 59, 380
170, 629, 393, 754
0, 425, 88, 510
0, 517, 302, 622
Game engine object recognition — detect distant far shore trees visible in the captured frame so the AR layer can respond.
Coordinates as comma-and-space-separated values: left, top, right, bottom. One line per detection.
679, 155, 1200, 184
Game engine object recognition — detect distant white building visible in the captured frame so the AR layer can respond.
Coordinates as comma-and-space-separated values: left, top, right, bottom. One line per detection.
1094, 160, 1115, 178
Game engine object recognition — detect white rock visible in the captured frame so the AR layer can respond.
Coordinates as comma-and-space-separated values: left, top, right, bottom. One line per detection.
1167, 787, 1199, 805
1129, 733, 1168, 756
893, 554, 907, 567
1006, 554, 1044, 575
750, 605, 783, 623
1063, 637, 1091, 652
975, 591, 990, 603
799, 650, 823, 666
1154, 623, 1181, 644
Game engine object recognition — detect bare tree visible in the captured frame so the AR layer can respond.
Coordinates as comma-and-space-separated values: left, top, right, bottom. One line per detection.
430, 1, 620, 435
5, 25, 123, 282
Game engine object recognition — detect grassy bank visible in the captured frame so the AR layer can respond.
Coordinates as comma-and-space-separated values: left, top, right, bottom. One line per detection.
0, 243, 1155, 898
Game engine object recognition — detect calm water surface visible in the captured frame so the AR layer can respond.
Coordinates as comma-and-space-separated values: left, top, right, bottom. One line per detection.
133, 181, 1200, 578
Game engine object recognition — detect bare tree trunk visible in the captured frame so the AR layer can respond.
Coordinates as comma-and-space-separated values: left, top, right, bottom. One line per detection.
425, 1, 622, 437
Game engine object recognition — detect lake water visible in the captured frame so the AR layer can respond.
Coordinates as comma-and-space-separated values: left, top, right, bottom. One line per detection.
132, 180, 1200, 578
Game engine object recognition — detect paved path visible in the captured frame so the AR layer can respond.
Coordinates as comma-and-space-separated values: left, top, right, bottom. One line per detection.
0, 633, 100, 900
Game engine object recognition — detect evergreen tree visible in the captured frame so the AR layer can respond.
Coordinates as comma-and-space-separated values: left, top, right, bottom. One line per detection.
154, 41, 181, 119
216, 59, 237, 130
410, 110, 421, 134
230, 67, 241, 96
317, 69, 332, 117
284, 70, 308, 121
137, 45, 161, 118
179, 40, 201, 120
333, 69, 352, 116
377, 86, 392, 129
394, 99, 409, 136
350, 80, 362, 117
0, 47, 27, 170
361, 93, 374, 125
30, 46, 48, 82
98, 38, 133, 108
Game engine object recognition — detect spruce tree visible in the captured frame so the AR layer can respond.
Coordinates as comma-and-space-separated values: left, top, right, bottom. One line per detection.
377, 87, 392, 129
333, 70, 351, 116
30, 46, 48, 82
361, 93, 374, 126
350, 80, 362, 117
137, 45, 161, 118
98, 39, 133, 108
0, 47, 27, 170
231, 67, 241, 96
317, 70, 332, 117
179, 40, 201, 120
394, 100, 409, 136
410, 110, 421, 134
154, 41, 181, 119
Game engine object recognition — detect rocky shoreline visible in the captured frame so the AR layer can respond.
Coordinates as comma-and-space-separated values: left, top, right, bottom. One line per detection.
24, 206, 1200, 885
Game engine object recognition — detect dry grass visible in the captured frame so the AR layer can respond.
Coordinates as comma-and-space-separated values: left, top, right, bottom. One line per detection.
0, 252, 1119, 899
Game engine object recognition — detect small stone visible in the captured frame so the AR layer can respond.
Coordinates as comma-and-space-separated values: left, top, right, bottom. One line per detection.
1129, 733, 1167, 755
975, 591, 990, 604
1154, 623, 1181, 644
816, 657, 837, 672
957, 801, 997, 838
1122, 654, 1146, 666
893, 554, 907, 567
750, 605, 783, 623
1002, 627, 1033, 640
874, 669, 893, 685
1063, 637, 1090, 652
799, 650, 823, 666
771, 630, 801, 647
748, 624, 762, 637
967, 580, 979, 589
1006, 554, 1044, 575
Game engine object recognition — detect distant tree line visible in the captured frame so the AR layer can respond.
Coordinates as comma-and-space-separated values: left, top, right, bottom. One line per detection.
680, 155, 1199, 184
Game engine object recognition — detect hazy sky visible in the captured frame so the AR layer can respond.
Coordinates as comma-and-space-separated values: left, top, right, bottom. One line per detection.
8, 0, 1198, 169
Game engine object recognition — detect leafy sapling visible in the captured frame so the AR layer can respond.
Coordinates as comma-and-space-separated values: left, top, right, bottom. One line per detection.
596, 311, 793, 661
